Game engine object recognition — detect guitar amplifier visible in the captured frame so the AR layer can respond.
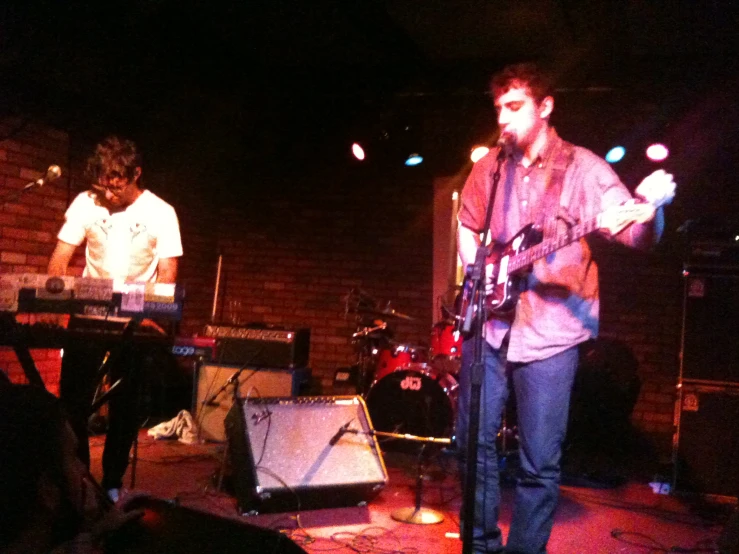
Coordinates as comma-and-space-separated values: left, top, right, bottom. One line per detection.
686, 239, 739, 271
225, 395, 388, 514
673, 383, 739, 498
202, 325, 310, 368
681, 270, 739, 383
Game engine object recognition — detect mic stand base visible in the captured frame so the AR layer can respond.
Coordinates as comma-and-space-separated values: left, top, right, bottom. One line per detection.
391, 443, 446, 525
391, 506, 445, 525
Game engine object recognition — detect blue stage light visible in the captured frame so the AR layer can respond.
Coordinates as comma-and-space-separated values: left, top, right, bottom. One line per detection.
405, 153, 423, 166
605, 146, 626, 163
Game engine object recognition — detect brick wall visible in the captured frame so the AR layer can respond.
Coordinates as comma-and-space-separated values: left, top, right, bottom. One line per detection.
182, 165, 435, 393
596, 241, 684, 459
0, 117, 71, 394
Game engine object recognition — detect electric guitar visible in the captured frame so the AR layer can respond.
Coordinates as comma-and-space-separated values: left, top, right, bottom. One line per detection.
454, 201, 659, 334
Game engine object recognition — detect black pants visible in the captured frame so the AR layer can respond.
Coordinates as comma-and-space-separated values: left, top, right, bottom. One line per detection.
60, 337, 144, 491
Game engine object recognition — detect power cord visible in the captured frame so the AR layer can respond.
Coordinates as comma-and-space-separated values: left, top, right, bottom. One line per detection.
610, 528, 719, 553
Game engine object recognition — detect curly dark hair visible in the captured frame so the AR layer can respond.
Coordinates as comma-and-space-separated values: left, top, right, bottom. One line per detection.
85, 135, 142, 184
491, 62, 555, 105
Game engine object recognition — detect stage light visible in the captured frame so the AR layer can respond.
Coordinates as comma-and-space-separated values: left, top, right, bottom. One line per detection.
405, 153, 423, 166
470, 146, 490, 163
646, 143, 669, 162
605, 146, 626, 163
351, 143, 365, 161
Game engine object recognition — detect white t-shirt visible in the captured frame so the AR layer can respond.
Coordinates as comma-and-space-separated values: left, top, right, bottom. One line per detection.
58, 189, 183, 282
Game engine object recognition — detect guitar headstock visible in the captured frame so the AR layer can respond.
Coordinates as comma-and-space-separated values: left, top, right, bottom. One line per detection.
598, 201, 657, 235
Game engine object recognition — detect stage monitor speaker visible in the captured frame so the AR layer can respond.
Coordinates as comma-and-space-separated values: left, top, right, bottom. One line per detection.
105, 497, 307, 553
225, 395, 388, 514
682, 271, 739, 383
673, 383, 739, 498
194, 363, 310, 442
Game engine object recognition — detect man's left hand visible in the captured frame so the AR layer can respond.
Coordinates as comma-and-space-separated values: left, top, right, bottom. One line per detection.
635, 169, 676, 209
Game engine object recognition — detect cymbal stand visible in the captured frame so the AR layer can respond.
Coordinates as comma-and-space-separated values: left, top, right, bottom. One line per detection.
498, 407, 519, 481
351, 322, 386, 395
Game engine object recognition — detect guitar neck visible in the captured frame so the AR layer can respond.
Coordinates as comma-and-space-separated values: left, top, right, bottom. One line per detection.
508, 215, 600, 273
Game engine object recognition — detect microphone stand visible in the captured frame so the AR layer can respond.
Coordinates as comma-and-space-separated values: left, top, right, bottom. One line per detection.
338, 427, 451, 524
0, 167, 61, 204
460, 147, 506, 554
201, 367, 243, 408
461, 248, 487, 551
199, 347, 264, 415
216, 367, 244, 493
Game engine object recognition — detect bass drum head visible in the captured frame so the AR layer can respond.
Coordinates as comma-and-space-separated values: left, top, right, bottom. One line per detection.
365, 369, 456, 448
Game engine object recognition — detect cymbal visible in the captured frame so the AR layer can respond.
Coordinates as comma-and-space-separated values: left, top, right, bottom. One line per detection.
357, 307, 415, 321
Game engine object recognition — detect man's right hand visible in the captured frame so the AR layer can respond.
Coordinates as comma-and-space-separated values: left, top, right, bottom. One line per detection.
485, 262, 496, 295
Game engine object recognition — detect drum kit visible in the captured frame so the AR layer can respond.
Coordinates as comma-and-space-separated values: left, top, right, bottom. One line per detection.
343, 289, 519, 526
344, 288, 462, 443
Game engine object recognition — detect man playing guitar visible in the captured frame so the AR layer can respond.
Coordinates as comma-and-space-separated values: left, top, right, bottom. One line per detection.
455, 63, 675, 554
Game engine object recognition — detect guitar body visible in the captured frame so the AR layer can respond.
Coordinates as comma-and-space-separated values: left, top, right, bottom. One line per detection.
454, 224, 543, 336
485, 224, 542, 315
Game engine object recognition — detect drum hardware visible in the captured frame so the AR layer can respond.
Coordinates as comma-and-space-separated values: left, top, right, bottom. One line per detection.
352, 321, 387, 338
497, 406, 519, 482
344, 288, 416, 321
353, 305, 415, 321
373, 302, 415, 321
343, 288, 418, 395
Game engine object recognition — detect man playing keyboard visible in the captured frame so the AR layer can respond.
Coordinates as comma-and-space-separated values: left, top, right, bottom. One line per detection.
48, 136, 183, 502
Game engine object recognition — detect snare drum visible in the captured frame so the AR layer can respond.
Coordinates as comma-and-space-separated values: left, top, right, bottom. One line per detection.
375, 343, 427, 381
365, 366, 458, 441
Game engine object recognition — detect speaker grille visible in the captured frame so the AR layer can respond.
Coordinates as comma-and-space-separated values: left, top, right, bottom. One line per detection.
226, 396, 388, 513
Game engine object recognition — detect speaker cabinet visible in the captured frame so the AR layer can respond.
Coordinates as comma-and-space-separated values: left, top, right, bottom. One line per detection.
225, 396, 388, 514
194, 364, 310, 442
682, 271, 739, 383
105, 497, 308, 554
673, 383, 739, 498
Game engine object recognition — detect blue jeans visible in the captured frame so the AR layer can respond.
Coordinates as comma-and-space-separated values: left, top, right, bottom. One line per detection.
456, 337, 578, 554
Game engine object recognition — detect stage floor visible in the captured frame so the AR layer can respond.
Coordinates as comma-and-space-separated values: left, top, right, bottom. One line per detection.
89, 430, 730, 553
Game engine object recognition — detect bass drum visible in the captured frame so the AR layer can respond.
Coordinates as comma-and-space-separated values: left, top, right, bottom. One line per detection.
365, 366, 457, 446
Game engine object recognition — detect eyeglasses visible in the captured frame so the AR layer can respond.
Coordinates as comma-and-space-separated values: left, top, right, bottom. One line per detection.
93, 176, 130, 195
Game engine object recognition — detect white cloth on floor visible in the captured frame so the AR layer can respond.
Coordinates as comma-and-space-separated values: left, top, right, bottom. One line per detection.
147, 410, 198, 444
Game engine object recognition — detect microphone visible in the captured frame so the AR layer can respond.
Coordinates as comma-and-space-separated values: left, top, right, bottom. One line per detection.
496, 133, 514, 147
23, 165, 62, 190
251, 408, 272, 425
329, 419, 354, 446
496, 133, 513, 159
